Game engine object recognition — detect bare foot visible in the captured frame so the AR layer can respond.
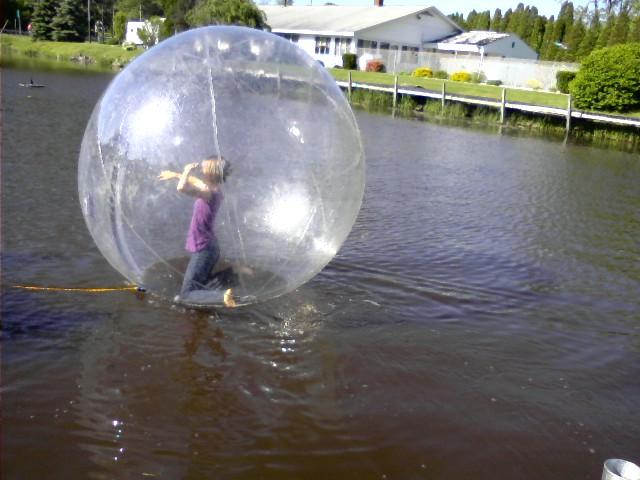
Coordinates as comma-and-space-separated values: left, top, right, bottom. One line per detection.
223, 288, 237, 308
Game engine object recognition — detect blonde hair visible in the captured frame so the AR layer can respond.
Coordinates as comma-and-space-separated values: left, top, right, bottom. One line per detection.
201, 157, 231, 184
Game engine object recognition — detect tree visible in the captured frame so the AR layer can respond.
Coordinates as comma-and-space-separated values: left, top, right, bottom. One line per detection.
475, 10, 491, 30
159, 0, 196, 33
51, 0, 87, 41
565, 16, 586, 60
596, 12, 617, 47
30, 0, 58, 40
501, 8, 513, 31
554, 1, 575, 45
628, 15, 640, 42
608, 8, 631, 44
577, 10, 600, 58
571, 42, 640, 112
137, 15, 163, 46
116, 0, 164, 21
491, 8, 502, 31
539, 15, 556, 59
449, 12, 466, 29
186, 0, 268, 28
528, 16, 546, 52
113, 11, 128, 42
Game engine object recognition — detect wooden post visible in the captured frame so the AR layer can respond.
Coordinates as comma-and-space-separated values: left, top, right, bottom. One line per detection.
441, 80, 446, 112
393, 75, 398, 109
348, 70, 352, 101
500, 88, 506, 124
566, 93, 572, 134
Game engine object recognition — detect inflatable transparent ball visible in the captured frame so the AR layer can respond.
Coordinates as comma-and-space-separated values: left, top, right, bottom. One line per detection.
78, 26, 365, 307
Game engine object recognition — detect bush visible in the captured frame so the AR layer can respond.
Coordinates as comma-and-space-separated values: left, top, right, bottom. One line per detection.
556, 71, 577, 94
412, 67, 433, 78
470, 71, 486, 83
342, 53, 357, 70
450, 71, 471, 82
526, 79, 542, 90
570, 43, 640, 112
433, 70, 448, 79
486, 79, 503, 86
365, 60, 385, 72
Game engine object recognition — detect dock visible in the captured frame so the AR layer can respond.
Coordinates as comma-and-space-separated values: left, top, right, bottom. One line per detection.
336, 74, 640, 133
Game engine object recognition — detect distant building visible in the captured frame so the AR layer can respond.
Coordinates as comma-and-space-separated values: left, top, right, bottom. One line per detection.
125, 19, 163, 46
259, 4, 463, 68
423, 30, 538, 60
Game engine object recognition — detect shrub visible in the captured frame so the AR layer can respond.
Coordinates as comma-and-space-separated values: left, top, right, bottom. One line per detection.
470, 71, 486, 83
486, 79, 503, 86
570, 43, 640, 112
412, 67, 433, 78
450, 71, 471, 82
526, 79, 542, 90
342, 53, 357, 70
433, 70, 448, 79
365, 60, 385, 72
556, 70, 577, 93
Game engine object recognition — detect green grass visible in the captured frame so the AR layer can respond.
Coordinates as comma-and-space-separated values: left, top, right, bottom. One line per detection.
331, 68, 571, 109
1, 33, 141, 69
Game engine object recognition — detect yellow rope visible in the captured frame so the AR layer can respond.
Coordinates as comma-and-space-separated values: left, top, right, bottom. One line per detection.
12, 285, 140, 293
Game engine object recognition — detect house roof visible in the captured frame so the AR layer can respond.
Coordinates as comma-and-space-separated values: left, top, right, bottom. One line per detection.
434, 30, 511, 46
259, 5, 460, 35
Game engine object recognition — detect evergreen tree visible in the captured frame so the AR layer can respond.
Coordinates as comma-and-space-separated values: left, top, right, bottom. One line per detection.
506, 3, 524, 32
554, 1, 575, 44
30, 0, 58, 40
578, 11, 600, 58
608, 8, 631, 44
501, 8, 513, 32
628, 15, 640, 42
565, 17, 586, 60
466, 10, 478, 29
539, 15, 556, 59
596, 13, 616, 48
476, 10, 491, 30
449, 12, 466, 29
529, 15, 547, 52
491, 8, 502, 31
51, 0, 87, 41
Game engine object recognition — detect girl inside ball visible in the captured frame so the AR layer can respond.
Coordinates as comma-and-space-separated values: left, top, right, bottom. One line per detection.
158, 156, 236, 307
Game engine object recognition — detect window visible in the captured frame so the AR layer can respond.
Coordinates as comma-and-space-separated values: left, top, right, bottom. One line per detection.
315, 36, 330, 55
334, 37, 352, 55
379, 42, 390, 50
277, 33, 299, 43
512, 41, 515, 48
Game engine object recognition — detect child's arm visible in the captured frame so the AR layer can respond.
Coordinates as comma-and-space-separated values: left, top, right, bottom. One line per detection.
176, 163, 213, 200
157, 168, 211, 198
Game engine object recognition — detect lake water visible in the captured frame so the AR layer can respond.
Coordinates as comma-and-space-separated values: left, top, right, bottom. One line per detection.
2, 66, 639, 479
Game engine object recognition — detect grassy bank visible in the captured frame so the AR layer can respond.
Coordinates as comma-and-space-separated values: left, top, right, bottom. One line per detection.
0, 34, 141, 70
330, 68, 570, 109
348, 89, 640, 153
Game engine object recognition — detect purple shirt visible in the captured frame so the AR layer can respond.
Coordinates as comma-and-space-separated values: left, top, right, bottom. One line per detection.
185, 191, 223, 253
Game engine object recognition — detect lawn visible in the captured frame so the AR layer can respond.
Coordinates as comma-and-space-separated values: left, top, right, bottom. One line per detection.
330, 68, 570, 109
0, 34, 141, 68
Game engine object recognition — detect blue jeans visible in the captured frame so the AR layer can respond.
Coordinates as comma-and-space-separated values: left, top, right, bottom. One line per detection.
180, 241, 221, 296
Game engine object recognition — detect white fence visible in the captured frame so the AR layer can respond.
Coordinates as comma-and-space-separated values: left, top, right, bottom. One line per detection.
357, 48, 579, 91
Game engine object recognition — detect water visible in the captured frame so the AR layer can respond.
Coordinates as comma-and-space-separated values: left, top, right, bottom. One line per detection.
2, 66, 639, 479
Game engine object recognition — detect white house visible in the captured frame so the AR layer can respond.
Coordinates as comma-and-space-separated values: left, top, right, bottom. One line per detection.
259, 4, 463, 68
423, 30, 538, 60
